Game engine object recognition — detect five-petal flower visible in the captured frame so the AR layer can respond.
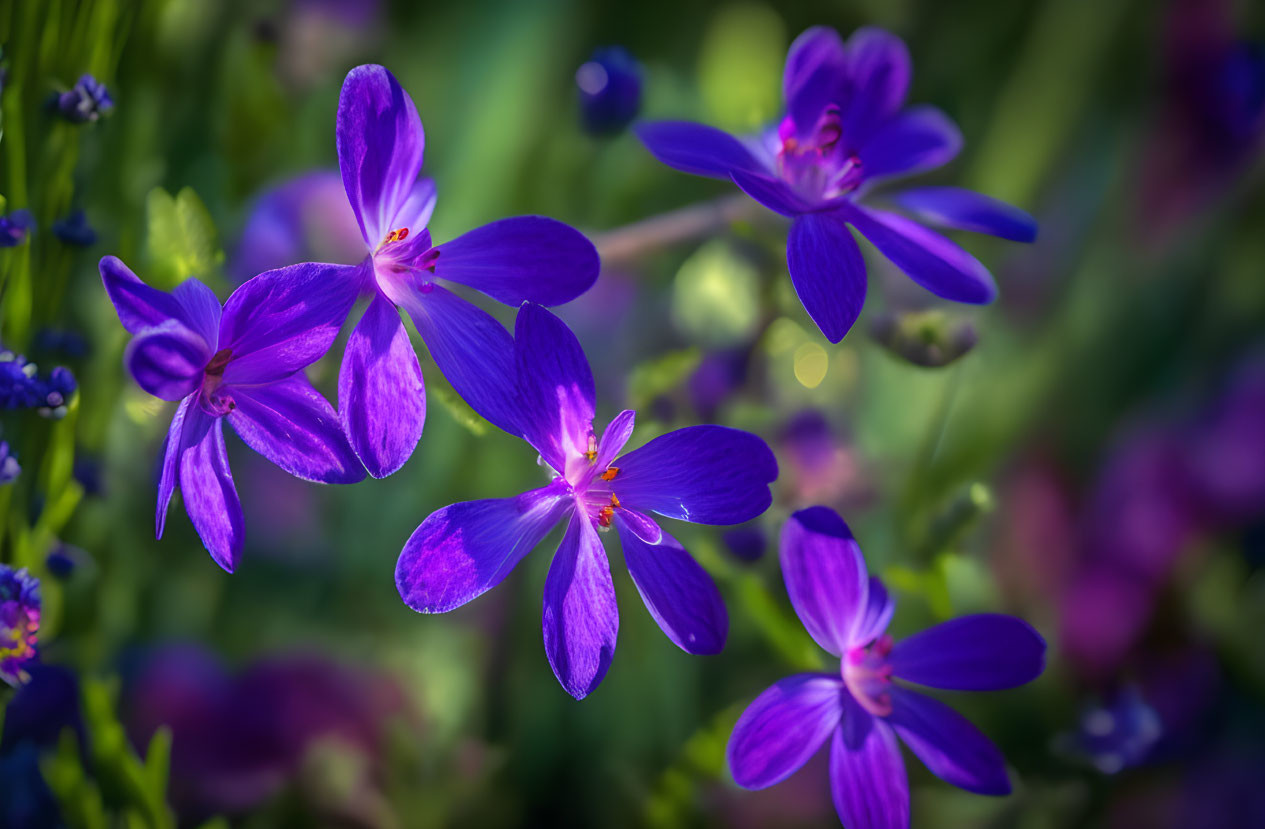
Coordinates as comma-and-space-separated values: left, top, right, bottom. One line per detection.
636, 26, 1037, 343
308, 65, 600, 478
100, 256, 365, 571
727, 506, 1045, 828
395, 303, 778, 699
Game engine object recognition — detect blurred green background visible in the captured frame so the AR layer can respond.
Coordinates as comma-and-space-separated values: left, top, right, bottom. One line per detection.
2, 0, 1264, 826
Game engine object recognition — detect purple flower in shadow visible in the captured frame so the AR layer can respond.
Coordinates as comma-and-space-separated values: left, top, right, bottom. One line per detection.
0, 566, 40, 686
100, 256, 365, 571
637, 27, 1036, 343
395, 304, 777, 699
726, 507, 1045, 828
287, 65, 598, 479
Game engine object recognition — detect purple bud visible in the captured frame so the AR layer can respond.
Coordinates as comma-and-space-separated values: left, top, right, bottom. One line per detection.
53, 74, 113, 123
722, 525, 767, 562
0, 441, 18, 485
0, 210, 34, 247
51, 209, 97, 247
576, 46, 642, 135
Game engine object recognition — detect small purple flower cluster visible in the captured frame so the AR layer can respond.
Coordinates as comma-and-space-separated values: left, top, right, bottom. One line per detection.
52, 74, 113, 123
0, 565, 41, 686
99, 27, 1044, 827
0, 210, 34, 247
0, 349, 77, 416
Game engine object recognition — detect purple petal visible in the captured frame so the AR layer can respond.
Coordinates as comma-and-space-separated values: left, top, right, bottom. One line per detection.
611, 425, 777, 525
893, 187, 1038, 243
227, 373, 365, 485
830, 708, 909, 829
177, 408, 244, 572
726, 674, 844, 789
336, 64, 425, 247
124, 321, 212, 401
615, 506, 662, 544
888, 687, 1011, 795
393, 177, 437, 235
395, 482, 571, 613
853, 577, 896, 646
787, 212, 867, 343
511, 303, 596, 471
635, 120, 764, 179
858, 106, 962, 183
889, 614, 1046, 691
839, 27, 912, 148
784, 27, 848, 134
219, 262, 362, 385
780, 506, 870, 656
233, 171, 367, 280
730, 168, 816, 216
617, 521, 726, 654
840, 203, 997, 304
396, 284, 520, 436
171, 278, 223, 346
157, 396, 194, 538
434, 217, 599, 306
542, 512, 619, 700
594, 409, 636, 470
99, 256, 185, 334
338, 293, 426, 478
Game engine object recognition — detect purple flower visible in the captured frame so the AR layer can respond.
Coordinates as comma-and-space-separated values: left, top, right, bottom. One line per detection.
54, 74, 113, 123
637, 27, 1036, 343
290, 65, 598, 479
0, 565, 41, 686
0, 441, 18, 485
0, 209, 34, 247
576, 46, 643, 135
0, 349, 76, 414
395, 304, 777, 699
100, 255, 365, 571
727, 507, 1045, 828
1057, 686, 1162, 774
51, 209, 97, 247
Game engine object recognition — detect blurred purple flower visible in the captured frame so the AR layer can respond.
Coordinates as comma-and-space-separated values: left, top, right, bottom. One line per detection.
689, 347, 750, 420
779, 411, 869, 505
0, 665, 84, 829
726, 507, 1045, 828
395, 304, 777, 699
34, 328, 91, 360
277, 0, 382, 89
1057, 686, 1162, 774
577, 46, 642, 135
0, 209, 34, 246
0, 349, 77, 415
125, 645, 413, 821
232, 171, 365, 282
99, 256, 365, 571
1181, 353, 1265, 525
723, 525, 767, 562
285, 65, 597, 479
637, 26, 1036, 343
54, 74, 113, 123
0, 565, 41, 686
51, 209, 97, 247
0, 441, 18, 485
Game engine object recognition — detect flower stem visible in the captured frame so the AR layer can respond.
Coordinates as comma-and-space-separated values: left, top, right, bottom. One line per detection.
591, 194, 771, 264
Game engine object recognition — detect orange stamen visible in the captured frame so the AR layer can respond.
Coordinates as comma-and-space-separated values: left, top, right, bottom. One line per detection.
600, 466, 619, 481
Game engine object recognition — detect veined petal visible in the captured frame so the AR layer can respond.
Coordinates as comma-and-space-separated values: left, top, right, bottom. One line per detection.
397, 284, 520, 436
858, 106, 962, 183
618, 521, 726, 655
635, 121, 765, 179
157, 396, 195, 538
727, 674, 844, 789
434, 217, 599, 307
338, 294, 426, 478
172, 278, 223, 347
124, 320, 212, 401
730, 168, 817, 216
840, 27, 912, 148
392, 177, 437, 236
614, 506, 661, 544
611, 425, 777, 525
99, 256, 185, 334
512, 303, 596, 471
594, 409, 636, 471
829, 713, 909, 829
219, 262, 362, 385
395, 482, 571, 613
228, 373, 365, 485
893, 187, 1038, 243
542, 512, 619, 700
787, 212, 867, 343
841, 203, 997, 304
177, 408, 244, 573
784, 27, 849, 134
888, 687, 1011, 796
853, 577, 896, 647
780, 507, 870, 656
889, 614, 1046, 691
336, 64, 425, 247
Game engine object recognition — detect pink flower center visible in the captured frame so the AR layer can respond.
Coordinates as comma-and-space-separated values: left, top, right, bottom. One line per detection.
843, 634, 895, 717
200, 348, 235, 415
777, 107, 866, 201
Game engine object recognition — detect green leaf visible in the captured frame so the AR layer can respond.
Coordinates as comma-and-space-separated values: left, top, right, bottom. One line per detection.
432, 384, 490, 437
627, 348, 701, 412
145, 186, 223, 288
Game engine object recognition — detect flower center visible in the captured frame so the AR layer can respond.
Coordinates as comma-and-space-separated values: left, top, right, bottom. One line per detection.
199, 348, 235, 416
842, 634, 894, 717
777, 107, 865, 201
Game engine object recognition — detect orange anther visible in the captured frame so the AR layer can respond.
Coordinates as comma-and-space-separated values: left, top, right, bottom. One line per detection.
600, 466, 619, 481
598, 506, 614, 528
609, 493, 620, 508
584, 434, 598, 462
